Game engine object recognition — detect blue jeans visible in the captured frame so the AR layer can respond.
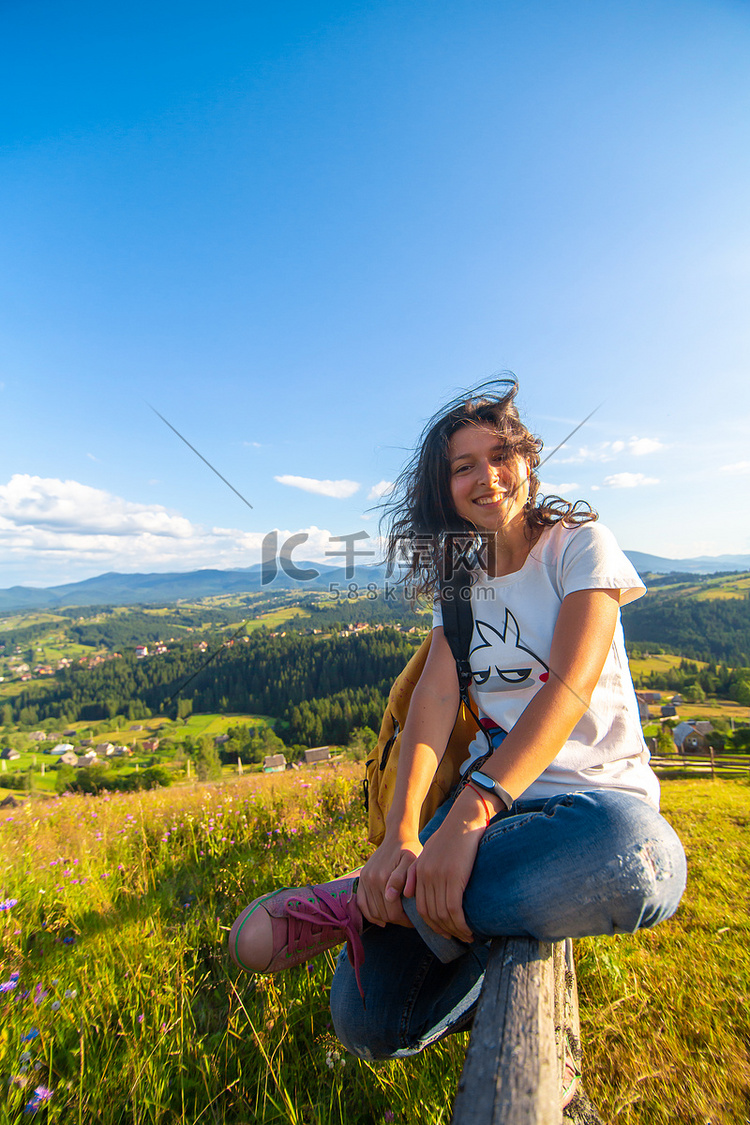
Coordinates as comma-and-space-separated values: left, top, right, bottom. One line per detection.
331, 789, 687, 1059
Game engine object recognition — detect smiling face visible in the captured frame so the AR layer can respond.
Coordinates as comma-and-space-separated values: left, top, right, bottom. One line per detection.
448, 423, 531, 534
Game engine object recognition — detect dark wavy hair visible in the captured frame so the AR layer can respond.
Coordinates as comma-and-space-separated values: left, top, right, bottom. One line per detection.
381, 377, 597, 596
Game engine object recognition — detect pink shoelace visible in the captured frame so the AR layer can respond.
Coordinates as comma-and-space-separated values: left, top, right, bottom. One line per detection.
285, 884, 366, 1001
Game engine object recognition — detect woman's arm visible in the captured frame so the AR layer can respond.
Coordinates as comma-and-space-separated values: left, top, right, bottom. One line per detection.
356, 626, 460, 928
409, 587, 622, 942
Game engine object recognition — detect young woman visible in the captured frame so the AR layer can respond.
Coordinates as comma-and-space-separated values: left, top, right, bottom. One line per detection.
230, 380, 686, 1073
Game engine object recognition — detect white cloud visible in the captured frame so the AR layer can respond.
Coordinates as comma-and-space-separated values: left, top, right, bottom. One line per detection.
368, 480, 393, 501
0, 475, 383, 586
539, 480, 580, 495
554, 444, 611, 465
719, 461, 750, 474
274, 475, 360, 499
601, 472, 660, 489
628, 437, 664, 456
554, 436, 665, 464
0, 475, 193, 538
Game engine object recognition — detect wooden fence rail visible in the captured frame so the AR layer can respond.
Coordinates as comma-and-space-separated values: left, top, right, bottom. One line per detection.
451, 937, 602, 1125
651, 751, 750, 778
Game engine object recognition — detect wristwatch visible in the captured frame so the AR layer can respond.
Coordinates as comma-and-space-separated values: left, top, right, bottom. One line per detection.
468, 770, 513, 811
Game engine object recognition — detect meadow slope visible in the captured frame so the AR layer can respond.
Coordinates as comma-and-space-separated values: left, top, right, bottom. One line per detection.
0, 769, 747, 1124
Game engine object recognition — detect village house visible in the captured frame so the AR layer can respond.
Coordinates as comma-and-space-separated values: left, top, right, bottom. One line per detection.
112, 745, 132, 757
59, 751, 78, 767
76, 750, 99, 767
142, 738, 159, 751
95, 742, 116, 757
1, 747, 20, 761
304, 746, 331, 765
263, 753, 286, 773
51, 743, 75, 755
28, 731, 47, 741
672, 721, 714, 754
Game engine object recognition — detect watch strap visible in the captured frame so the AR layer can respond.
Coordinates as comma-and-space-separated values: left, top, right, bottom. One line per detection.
469, 770, 513, 811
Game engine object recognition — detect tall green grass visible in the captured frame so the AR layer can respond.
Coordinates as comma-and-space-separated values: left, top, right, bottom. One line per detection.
577, 779, 750, 1124
0, 771, 747, 1123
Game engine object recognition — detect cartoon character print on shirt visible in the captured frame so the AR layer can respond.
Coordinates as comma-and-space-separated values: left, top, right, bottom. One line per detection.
470, 607, 550, 696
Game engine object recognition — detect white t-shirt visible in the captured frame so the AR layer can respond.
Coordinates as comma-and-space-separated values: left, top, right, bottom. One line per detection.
432, 521, 660, 807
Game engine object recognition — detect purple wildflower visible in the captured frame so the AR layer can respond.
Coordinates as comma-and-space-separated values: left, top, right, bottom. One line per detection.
24, 1085, 53, 1113
0, 898, 19, 911
21, 1028, 39, 1041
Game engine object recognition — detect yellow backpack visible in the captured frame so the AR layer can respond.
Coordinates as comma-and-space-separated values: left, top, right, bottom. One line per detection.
364, 571, 479, 846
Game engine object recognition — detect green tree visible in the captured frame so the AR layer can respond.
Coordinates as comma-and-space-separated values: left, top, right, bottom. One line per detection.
734, 679, 750, 707
195, 735, 221, 781
177, 698, 193, 721
55, 764, 75, 794
348, 726, 378, 760
655, 725, 676, 756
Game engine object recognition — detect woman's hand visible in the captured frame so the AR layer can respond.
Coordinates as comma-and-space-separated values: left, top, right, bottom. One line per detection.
405, 788, 488, 944
357, 832, 423, 928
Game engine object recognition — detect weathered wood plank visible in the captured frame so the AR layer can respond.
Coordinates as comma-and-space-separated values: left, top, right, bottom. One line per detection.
451, 937, 561, 1125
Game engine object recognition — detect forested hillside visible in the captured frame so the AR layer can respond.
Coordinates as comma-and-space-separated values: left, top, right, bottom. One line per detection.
622, 585, 750, 665
3, 572, 750, 750
5, 628, 420, 746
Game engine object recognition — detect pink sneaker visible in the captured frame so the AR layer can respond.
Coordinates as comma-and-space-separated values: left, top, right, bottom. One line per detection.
229, 876, 365, 998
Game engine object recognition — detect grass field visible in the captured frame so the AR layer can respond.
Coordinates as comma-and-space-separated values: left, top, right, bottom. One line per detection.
692, 575, 750, 601
627, 653, 708, 679
672, 699, 750, 724
244, 608, 311, 632
0, 714, 284, 802
0, 770, 748, 1123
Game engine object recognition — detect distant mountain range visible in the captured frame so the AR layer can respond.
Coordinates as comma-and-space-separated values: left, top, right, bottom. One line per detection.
1, 552, 749, 612
624, 551, 750, 577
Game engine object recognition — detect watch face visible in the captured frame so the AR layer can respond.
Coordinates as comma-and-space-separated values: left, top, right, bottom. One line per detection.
471, 771, 493, 791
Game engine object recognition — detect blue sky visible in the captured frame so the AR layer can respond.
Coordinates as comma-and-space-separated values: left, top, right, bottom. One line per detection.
1, 0, 749, 586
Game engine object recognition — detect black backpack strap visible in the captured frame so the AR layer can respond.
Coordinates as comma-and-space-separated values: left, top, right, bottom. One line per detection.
439, 568, 474, 704
439, 566, 499, 762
